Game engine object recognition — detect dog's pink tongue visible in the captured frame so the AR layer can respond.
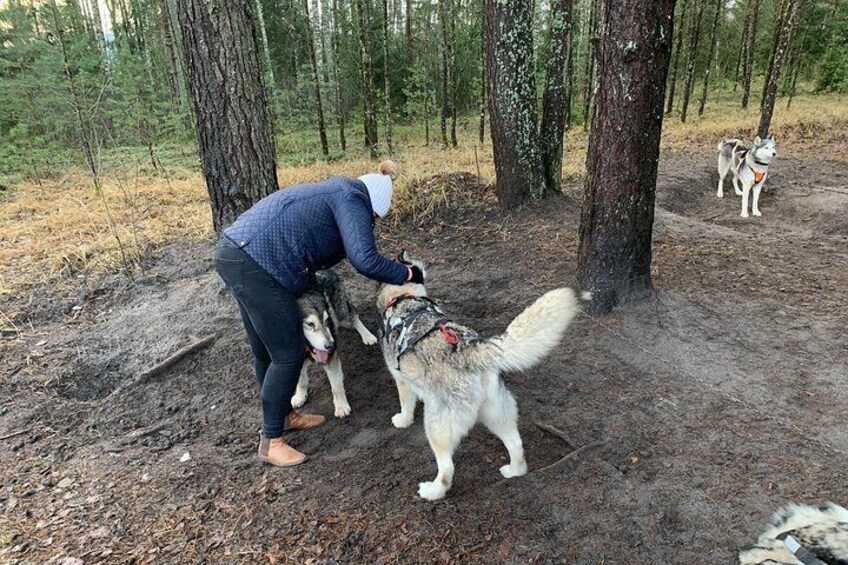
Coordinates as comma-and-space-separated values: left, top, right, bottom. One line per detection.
314, 349, 329, 363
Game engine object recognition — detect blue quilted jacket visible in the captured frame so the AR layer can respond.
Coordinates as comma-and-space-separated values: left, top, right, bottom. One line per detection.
223, 176, 408, 296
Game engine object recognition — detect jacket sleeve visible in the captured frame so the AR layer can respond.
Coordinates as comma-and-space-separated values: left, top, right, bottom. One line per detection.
333, 192, 409, 285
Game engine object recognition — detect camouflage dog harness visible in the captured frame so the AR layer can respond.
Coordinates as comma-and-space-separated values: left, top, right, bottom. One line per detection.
381, 295, 463, 370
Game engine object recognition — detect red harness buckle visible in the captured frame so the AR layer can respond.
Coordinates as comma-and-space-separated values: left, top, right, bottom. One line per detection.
439, 324, 459, 346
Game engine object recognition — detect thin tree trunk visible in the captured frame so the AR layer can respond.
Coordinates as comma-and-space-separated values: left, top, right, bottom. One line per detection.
439, 0, 450, 148
478, 1, 486, 145
449, 0, 458, 148
733, 3, 750, 92
255, 0, 282, 116
697, 0, 722, 116
485, 0, 544, 208
331, 0, 347, 151
762, 0, 788, 106
578, 0, 676, 315
405, 0, 413, 63
666, 0, 689, 114
582, 0, 600, 130
758, 0, 803, 137
539, 0, 573, 196
381, 0, 394, 154
680, 0, 704, 123
176, 0, 278, 232
741, 0, 762, 109
354, 0, 379, 157
303, 0, 330, 155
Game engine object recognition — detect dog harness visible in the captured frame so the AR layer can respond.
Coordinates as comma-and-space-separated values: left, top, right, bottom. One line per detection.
381, 294, 464, 369
735, 149, 767, 185
775, 532, 828, 565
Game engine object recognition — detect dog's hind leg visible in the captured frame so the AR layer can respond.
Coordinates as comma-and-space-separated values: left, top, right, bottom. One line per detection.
741, 182, 752, 218
352, 314, 378, 345
324, 355, 351, 418
291, 362, 310, 408
390, 376, 417, 428
717, 157, 727, 198
733, 174, 743, 196
752, 184, 763, 217
418, 405, 474, 501
479, 376, 527, 479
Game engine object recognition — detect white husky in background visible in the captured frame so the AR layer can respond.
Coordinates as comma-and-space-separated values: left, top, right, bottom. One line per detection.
376, 251, 588, 501
717, 136, 778, 218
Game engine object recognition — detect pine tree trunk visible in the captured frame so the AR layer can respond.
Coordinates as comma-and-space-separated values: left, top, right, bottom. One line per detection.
665, 0, 688, 114
758, 0, 802, 137
303, 0, 330, 155
381, 0, 394, 154
577, 0, 675, 315
405, 0, 412, 63
160, 0, 182, 102
582, 0, 600, 130
762, 0, 788, 106
449, 1, 458, 148
331, 0, 347, 151
439, 0, 450, 148
176, 0, 278, 232
741, 0, 761, 109
697, 0, 722, 116
539, 0, 573, 196
680, 0, 705, 123
485, 0, 544, 208
354, 0, 379, 157
733, 3, 750, 92
255, 0, 282, 115
478, 2, 486, 146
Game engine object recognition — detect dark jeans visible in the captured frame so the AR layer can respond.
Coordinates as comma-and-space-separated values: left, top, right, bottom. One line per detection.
215, 238, 305, 438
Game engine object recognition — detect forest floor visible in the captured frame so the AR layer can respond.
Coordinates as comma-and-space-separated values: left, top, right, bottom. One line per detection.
2, 143, 848, 564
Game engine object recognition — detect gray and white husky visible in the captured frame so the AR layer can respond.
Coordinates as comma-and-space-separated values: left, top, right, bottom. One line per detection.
717, 136, 778, 218
376, 251, 587, 501
738, 502, 848, 564
294, 269, 378, 418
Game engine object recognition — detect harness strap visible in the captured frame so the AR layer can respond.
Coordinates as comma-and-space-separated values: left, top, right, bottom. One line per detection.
775, 532, 828, 565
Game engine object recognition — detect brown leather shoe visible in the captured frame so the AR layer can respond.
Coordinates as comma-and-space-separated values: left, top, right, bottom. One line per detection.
285, 410, 325, 431
257, 432, 307, 467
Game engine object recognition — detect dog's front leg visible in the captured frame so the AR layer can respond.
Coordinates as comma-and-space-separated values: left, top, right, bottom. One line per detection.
733, 175, 743, 196
391, 376, 417, 428
752, 184, 763, 217
291, 362, 310, 408
324, 355, 351, 418
352, 314, 378, 345
740, 182, 752, 218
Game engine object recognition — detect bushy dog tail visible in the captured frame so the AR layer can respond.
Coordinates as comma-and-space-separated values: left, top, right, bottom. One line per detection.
718, 138, 740, 153
461, 288, 587, 373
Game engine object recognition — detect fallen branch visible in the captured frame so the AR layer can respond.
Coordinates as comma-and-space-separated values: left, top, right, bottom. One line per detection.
531, 440, 607, 475
124, 423, 167, 441
0, 429, 30, 441
534, 421, 577, 450
106, 334, 216, 399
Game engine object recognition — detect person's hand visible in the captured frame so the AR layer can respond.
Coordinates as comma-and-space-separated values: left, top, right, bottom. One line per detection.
407, 265, 425, 285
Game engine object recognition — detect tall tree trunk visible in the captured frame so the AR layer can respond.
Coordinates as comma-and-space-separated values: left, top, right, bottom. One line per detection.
762, 0, 788, 106
255, 0, 282, 115
666, 0, 689, 114
159, 0, 182, 102
381, 0, 394, 154
303, 0, 330, 155
405, 0, 413, 63
331, 0, 347, 151
582, 0, 600, 130
733, 2, 750, 92
679, 0, 705, 123
758, 0, 803, 137
439, 0, 450, 148
478, 1, 486, 146
741, 0, 762, 109
697, 0, 722, 116
354, 0, 379, 157
449, 1, 458, 148
176, 0, 278, 232
578, 0, 676, 315
539, 0, 573, 196
485, 0, 544, 208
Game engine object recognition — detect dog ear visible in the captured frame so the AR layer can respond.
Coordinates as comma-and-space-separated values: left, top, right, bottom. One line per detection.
753, 135, 761, 145
398, 250, 412, 265
769, 134, 775, 142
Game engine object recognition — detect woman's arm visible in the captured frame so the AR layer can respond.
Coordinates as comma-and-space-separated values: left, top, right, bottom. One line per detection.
333, 193, 410, 285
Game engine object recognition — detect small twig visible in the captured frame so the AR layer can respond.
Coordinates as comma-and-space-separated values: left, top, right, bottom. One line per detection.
106, 335, 216, 399
0, 429, 30, 441
531, 441, 607, 475
124, 423, 167, 441
534, 421, 577, 450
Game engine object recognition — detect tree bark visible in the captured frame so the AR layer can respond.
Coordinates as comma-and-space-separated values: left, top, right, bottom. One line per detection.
331, 0, 347, 151
176, 0, 278, 232
733, 2, 750, 92
303, 0, 330, 155
582, 0, 600, 130
679, 0, 704, 123
405, 0, 412, 63
354, 0, 379, 157
478, 1, 486, 146
439, 0, 451, 148
758, 0, 803, 137
665, 0, 689, 114
578, 0, 676, 314
539, 0, 573, 196
697, 0, 723, 116
256, 0, 282, 114
381, 0, 394, 154
485, 0, 545, 208
762, 0, 788, 106
741, 0, 762, 109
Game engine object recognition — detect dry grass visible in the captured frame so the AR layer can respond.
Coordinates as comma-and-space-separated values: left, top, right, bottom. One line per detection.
1, 93, 846, 303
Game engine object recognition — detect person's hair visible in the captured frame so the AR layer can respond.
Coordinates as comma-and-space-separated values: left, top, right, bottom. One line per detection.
378, 159, 398, 180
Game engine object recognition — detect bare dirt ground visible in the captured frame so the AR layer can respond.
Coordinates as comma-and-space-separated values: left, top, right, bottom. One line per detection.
1, 153, 847, 564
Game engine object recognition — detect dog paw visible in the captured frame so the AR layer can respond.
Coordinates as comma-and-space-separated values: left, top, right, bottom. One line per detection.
499, 461, 528, 479
392, 413, 414, 428
418, 481, 447, 501
741, 212, 749, 219
716, 192, 723, 199
333, 402, 351, 418
291, 393, 307, 408
735, 190, 743, 196
753, 210, 761, 217
361, 332, 378, 346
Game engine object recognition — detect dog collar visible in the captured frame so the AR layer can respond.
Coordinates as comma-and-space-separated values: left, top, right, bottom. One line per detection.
753, 158, 770, 167
776, 533, 827, 565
